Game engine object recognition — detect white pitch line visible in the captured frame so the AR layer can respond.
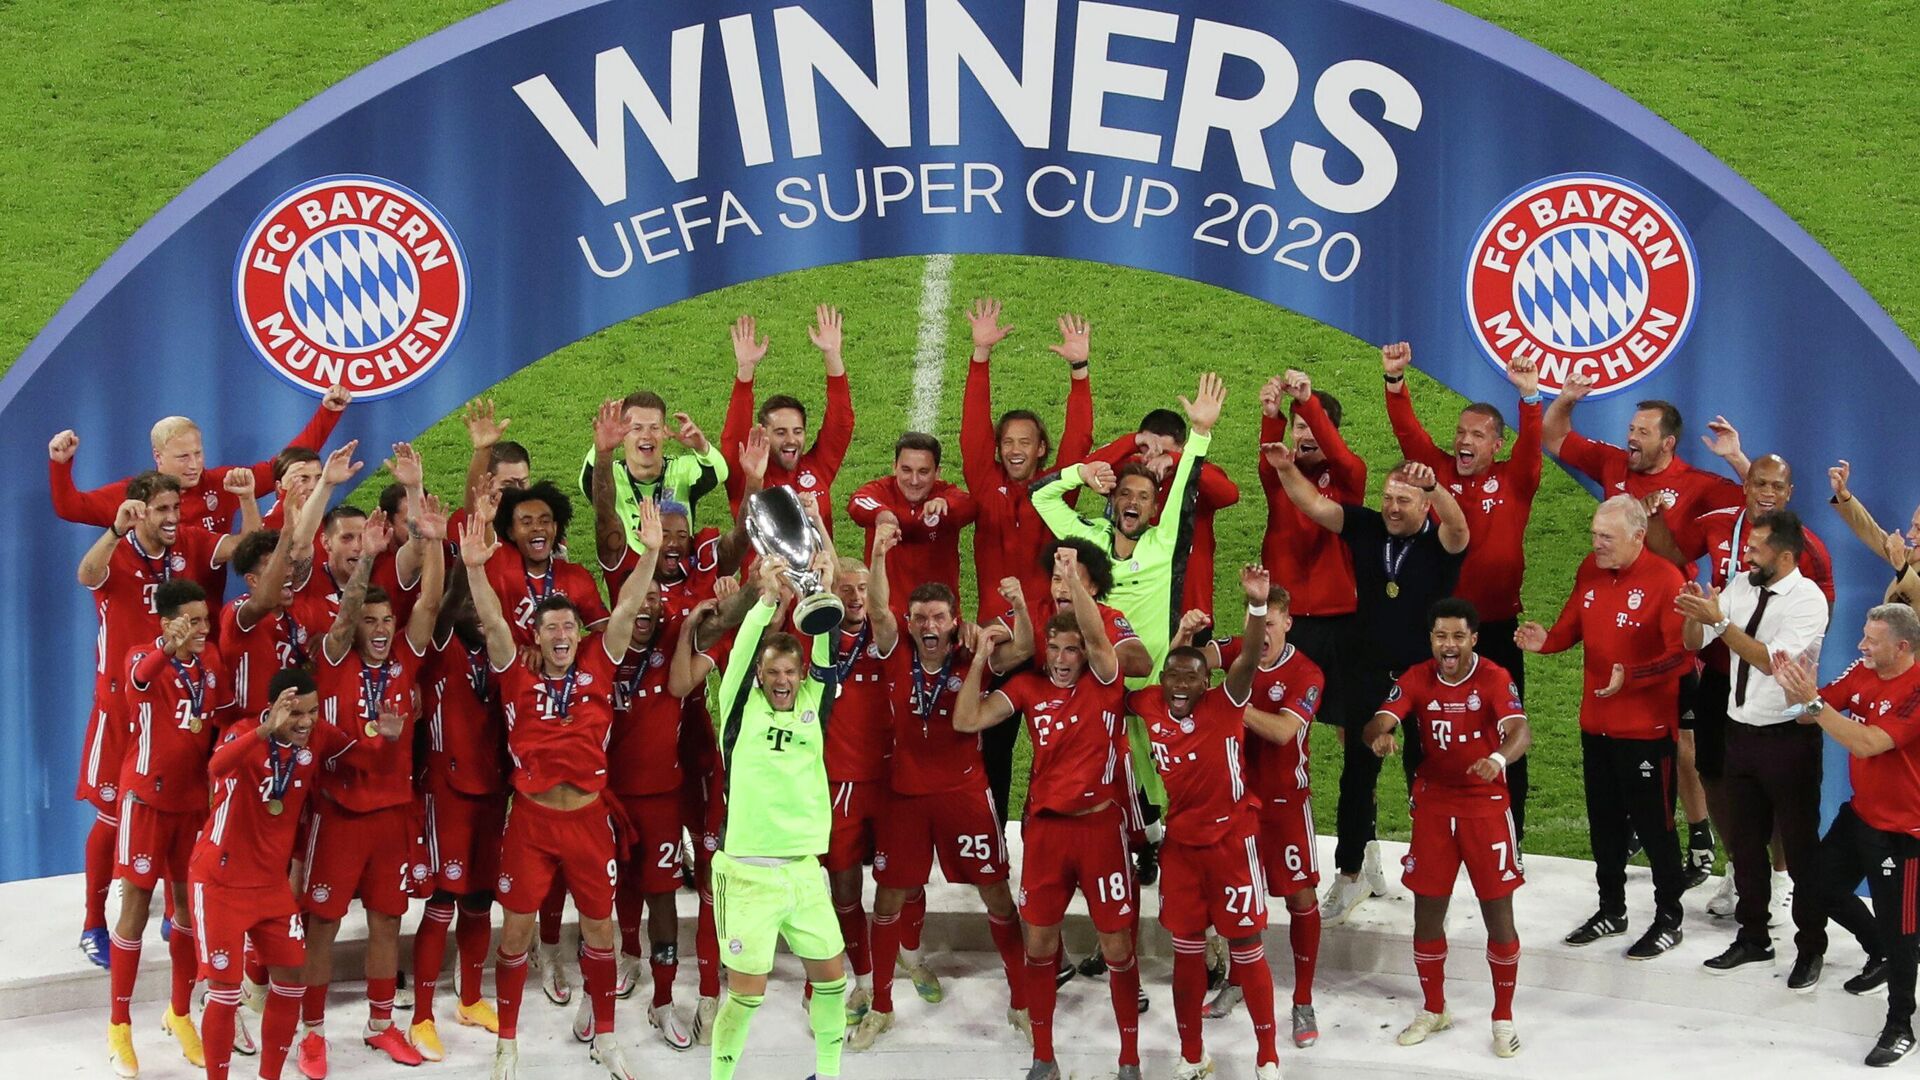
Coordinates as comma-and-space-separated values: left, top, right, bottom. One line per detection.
908, 253, 955, 432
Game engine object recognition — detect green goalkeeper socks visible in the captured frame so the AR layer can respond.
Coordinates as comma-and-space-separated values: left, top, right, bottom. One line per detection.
709, 991, 762, 1080
808, 976, 848, 1078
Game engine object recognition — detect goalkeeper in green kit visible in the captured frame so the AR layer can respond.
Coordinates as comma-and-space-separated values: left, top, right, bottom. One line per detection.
708, 549, 849, 1080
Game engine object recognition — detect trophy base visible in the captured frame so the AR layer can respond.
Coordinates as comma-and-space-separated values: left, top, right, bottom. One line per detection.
793, 593, 845, 637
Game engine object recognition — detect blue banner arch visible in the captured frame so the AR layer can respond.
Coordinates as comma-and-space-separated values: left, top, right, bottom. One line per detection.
5, 0, 1916, 879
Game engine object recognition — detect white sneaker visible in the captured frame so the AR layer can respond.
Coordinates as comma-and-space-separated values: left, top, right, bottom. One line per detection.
572, 992, 595, 1043
692, 995, 720, 1046
847, 1008, 893, 1051
1203, 983, 1243, 1019
614, 954, 642, 999
539, 943, 573, 1005
1362, 839, 1390, 897
1255, 1065, 1282, 1080
1492, 1019, 1520, 1058
1706, 874, 1737, 918
1396, 1009, 1452, 1046
649, 1002, 693, 1050
1008, 1007, 1032, 1046
590, 1032, 637, 1080
232, 1007, 258, 1056
490, 1038, 518, 1080
1769, 870, 1793, 928
1174, 1053, 1215, 1079
242, 978, 266, 1015
1320, 876, 1371, 926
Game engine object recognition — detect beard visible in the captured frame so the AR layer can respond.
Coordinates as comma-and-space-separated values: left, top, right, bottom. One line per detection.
1748, 563, 1781, 588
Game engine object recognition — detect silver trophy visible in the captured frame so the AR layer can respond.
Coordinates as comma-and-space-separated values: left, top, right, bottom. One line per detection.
743, 487, 845, 636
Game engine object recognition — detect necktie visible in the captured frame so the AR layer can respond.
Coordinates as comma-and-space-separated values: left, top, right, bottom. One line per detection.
1732, 587, 1774, 708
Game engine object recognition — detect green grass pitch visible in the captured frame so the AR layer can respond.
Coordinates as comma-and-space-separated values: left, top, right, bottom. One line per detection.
3, 1, 1915, 861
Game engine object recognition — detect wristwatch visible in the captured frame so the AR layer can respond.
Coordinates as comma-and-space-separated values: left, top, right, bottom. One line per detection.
1708, 615, 1731, 637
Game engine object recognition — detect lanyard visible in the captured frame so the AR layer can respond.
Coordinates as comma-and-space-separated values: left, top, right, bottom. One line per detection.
170, 656, 205, 720
359, 661, 391, 723
542, 664, 581, 724
525, 560, 556, 603
278, 610, 308, 667
466, 647, 491, 698
911, 652, 955, 733
265, 740, 293, 804
1722, 510, 1748, 588
130, 534, 172, 587
832, 620, 870, 681
622, 641, 657, 699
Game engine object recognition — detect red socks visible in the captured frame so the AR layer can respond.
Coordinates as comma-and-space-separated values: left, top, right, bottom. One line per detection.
1414, 937, 1448, 1014
1108, 952, 1141, 1067
616, 873, 646, 958
1289, 900, 1321, 1005
495, 949, 529, 1040
987, 912, 1028, 1010
696, 887, 719, 998
169, 926, 197, 1016
109, 931, 141, 1025
1171, 936, 1208, 1063
203, 984, 242, 1080
582, 945, 617, 1033
651, 947, 678, 1009
1232, 941, 1279, 1067
835, 898, 871, 979
411, 901, 455, 1024
367, 975, 396, 1024
455, 906, 491, 1008
1024, 952, 1057, 1062
262, 981, 304, 1079
900, 888, 927, 952
84, 812, 115, 932
869, 909, 902, 1014
302, 981, 327, 1028
1488, 938, 1520, 1021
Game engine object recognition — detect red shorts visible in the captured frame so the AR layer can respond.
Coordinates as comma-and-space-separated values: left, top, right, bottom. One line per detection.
116, 798, 202, 890
301, 801, 416, 919
688, 769, 726, 868
1160, 819, 1269, 938
825, 780, 887, 874
1401, 806, 1525, 901
613, 790, 685, 895
496, 794, 617, 921
1255, 795, 1320, 895
192, 881, 304, 980
875, 787, 1007, 888
424, 788, 507, 896
76, 685, 128, 813
1018, 805, 1135, 933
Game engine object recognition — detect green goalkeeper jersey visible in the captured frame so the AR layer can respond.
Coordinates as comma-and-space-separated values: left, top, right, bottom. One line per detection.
714, 598, 840, 859
1032, 429, 1211, 687
577, 442, 729, 551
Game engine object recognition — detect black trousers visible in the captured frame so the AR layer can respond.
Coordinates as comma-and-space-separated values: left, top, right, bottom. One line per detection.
1805, 802, 1920, 1030
1688, 667, 1733, 781
1582, 732, 1685, 926
1720, 722, 1823, 951
1477, 616, 1529, 842
1290, 613, 1381, 876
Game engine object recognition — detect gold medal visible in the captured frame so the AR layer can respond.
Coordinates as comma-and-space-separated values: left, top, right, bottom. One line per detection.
1386, 581, 1400, 599
364, 720, 381, 738
267, 798, 285, 816
188, 717, 204, 734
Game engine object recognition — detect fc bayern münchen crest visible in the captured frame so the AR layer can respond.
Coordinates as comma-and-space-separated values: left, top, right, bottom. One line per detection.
234, 174, 469, 400
1463, 173, 1698, 398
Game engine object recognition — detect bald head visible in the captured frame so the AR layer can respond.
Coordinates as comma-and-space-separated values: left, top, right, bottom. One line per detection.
1745, 454, 1794, 515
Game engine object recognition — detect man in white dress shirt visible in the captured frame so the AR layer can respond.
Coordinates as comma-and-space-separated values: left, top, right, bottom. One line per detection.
1677, 509, 1829, 977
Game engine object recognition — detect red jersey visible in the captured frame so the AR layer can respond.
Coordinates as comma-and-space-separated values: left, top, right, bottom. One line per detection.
722, 373, 854, 534
883, 645, 987, 796
848, 476, 979, 615
92, 529, 225, 691
1557, 431, 1743, 528
496, 642, 619, 798
193, 719, 366, 889
219, 593, 331, 721
1386, 391, 1543, 621
485, 547, 611, 646
49, 402, 342, 533
1820, 660, 1920, 837
289, 547, 416, 628
1541, 549, 1690, 738
1132, 684, 1256, 846
1216, 639, 1325, 805
1000, 601, 1139, 657
997, 668, 1128, 816
1082, 434, 1240, 617
606, 624, 685, 797
961, 361, 1094, 631
313, 639, 426, 812
1259, 398, 1366, 616
1671, 505, 1836, 598
602, 529, 721, 621
422, 630, 507, 797
121, 644, 232, 812
825, 621, 895, 783
1377, 656, 1525, 817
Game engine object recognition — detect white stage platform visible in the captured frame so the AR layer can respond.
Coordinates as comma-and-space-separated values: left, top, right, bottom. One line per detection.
0, 833, 1895, 1078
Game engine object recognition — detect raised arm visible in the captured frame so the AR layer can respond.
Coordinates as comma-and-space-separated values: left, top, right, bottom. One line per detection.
458, 516, 516, 670
717, 563, 784, 719
715, 425, 770, 576
1699, 414, 1752, 483
78, 500, 143, 588
47, 430, 124, 527
404, 495, 449, 653
1053, 314, 1095, 466
589, 399, 629, 568
460, 399, 511, 531
1059, 546, 1118, 684
960, 298, 1013, 491
669, 599, 720, 699
867, 519, 901, 654
1261, 441, 1344, 533
602, 501, 664, 661
1032, 460, 1114, 545
1507, 356, 1545, 496
384, 441, 429, 588
1406, 462, 1470, 554
811, 306, 855, 470
323, 510, 389, 665
990, 577, 1035, 672
1221, 566, 1270, 704
1829, 460, 1911, 573
952, 640, 1019, 733
1380, 343, 1449, 471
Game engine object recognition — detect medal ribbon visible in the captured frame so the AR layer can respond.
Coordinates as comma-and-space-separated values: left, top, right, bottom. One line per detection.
832, 620, 870, 682
911, 652, 955, 732
170, 656, 206, 721
543, 664, 581, 722
360, 662, 391, 726
265, 740, 293, 803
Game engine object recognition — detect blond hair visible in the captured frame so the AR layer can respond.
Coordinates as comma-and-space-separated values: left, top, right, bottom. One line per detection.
150, 416, 201, 450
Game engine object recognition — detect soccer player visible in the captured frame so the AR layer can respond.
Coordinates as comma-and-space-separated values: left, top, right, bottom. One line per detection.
259, 447, 321, 530
955, 546, 1138, 1080
1135, 565, 1280, 1080
296, 499, 446, 1074
848, 433, 978, 612
459, 398, 533, 499
1383, 343, 1544, 837
704, 553, 852, 1080
1180, 584, 1328, 1046
1079, 412, 1239, 620
1519, 496, 1691, 959
78, 472, 248, 966
578, 389, 729, 535
488, 480, 612, 646
102, 579, 229, 1076
1365, 598, 1531, 1058
1775, 605, 1920, 1067
849, 554, 1035, 1052
194, 673, 395, 1080
722, 306, 854, 530
462, 501, 660, 1080
591, 400, 744, 619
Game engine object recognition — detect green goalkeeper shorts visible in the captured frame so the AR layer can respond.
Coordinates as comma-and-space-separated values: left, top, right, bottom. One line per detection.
711, 851, 844, 975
